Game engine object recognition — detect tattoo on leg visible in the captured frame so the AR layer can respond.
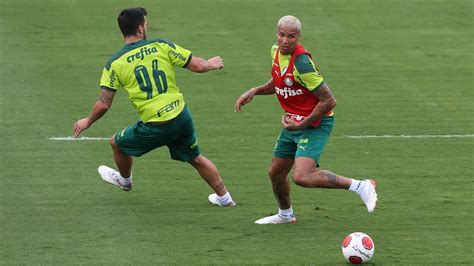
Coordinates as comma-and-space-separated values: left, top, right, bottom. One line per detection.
324, 171, 338, 186
216, 182, 225, 193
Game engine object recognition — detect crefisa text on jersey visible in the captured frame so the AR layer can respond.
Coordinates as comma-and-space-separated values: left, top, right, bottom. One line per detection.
275, 86, 303, 99
127, 46, 158, 63
169, 49, 187, 61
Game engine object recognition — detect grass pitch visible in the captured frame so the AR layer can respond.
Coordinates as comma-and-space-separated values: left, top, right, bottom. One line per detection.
0, 0, 472, 264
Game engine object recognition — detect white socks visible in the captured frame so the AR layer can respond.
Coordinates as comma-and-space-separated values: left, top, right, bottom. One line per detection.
216, 192, 233, 205
279, 207, 294, 218
349, 179, 363, 194
119, 174, 132, 186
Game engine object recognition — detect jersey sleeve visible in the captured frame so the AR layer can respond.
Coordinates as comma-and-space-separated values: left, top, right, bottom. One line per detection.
99, 63, 120, 90
294, 54, 325, 92
271, 44, 278, 65
167, 42, 192, 68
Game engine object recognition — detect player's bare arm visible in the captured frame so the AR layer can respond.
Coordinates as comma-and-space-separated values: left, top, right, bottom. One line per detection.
281, 83, 336, 131
235, 79, 275, 112
186, 55, 224, 73
73, 87, 116, 137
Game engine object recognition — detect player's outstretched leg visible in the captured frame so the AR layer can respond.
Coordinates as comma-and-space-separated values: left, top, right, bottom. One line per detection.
188, 155, 236, 207
293, 157, 378, 213
98, 165, 133, 191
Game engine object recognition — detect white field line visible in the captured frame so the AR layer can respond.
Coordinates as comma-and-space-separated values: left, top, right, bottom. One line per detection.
49, 134, 474, 141
344, 134, 474, 139
49, 136, 110, 141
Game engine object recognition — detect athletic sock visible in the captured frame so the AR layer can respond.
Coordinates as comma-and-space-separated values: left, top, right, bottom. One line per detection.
119, 174, 132, 186
216, 192, 233, 205
279, 207, 294, 218
349, 179, 363, 193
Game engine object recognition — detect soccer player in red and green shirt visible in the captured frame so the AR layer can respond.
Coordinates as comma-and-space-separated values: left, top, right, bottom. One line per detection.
235, 15, 377, 224
73, 7, 235, 207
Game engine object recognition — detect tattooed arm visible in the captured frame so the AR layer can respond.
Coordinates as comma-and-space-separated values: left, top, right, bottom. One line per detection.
73, 87, 116, 137
282, 82, 337, 131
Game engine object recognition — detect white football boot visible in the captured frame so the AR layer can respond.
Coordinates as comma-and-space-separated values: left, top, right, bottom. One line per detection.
255, 214, 296, 224
358, 179, 377, 213
208, 193, 236, 207
98, 165, 133, 191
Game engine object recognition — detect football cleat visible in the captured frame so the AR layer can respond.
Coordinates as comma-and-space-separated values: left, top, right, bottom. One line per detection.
208, 193, 236, 207
98, 165, 133, 191
359, 179, 377, 213
255, 213, 296, 224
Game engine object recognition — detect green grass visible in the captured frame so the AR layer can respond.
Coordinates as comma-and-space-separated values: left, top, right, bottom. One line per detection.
1, 0, 473, 264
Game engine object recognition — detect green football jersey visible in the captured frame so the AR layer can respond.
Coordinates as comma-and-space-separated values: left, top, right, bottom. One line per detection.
271, 44, 324, 91
100, 39, 192, 122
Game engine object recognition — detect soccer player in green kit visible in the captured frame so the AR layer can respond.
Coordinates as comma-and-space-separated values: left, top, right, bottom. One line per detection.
73, 7, 235, 207
235, 15, 377, 224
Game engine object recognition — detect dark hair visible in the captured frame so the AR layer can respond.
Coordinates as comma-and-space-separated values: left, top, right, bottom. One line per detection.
117, 7, 148, 36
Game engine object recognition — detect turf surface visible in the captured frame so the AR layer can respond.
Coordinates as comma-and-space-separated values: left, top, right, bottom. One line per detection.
1, 0, 472, 264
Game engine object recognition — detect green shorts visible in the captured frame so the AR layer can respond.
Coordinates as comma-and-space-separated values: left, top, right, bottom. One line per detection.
273, 116, 334, 165
114, 105, 200, 162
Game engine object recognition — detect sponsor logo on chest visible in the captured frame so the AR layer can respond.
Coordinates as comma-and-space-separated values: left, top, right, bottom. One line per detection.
275, 86, 303, 99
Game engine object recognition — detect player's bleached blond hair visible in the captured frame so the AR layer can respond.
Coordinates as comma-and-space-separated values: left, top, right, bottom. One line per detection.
277, 15, 302, 32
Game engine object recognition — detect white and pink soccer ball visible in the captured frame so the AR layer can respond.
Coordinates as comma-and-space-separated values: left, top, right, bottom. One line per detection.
342, 232, 375, 264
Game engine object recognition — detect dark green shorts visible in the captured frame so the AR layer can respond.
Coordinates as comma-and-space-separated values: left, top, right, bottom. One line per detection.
273, 116, 334, 165
114, 105, 200, 162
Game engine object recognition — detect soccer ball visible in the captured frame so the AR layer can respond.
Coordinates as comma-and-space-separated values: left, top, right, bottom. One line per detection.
342, 232, 375, 264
